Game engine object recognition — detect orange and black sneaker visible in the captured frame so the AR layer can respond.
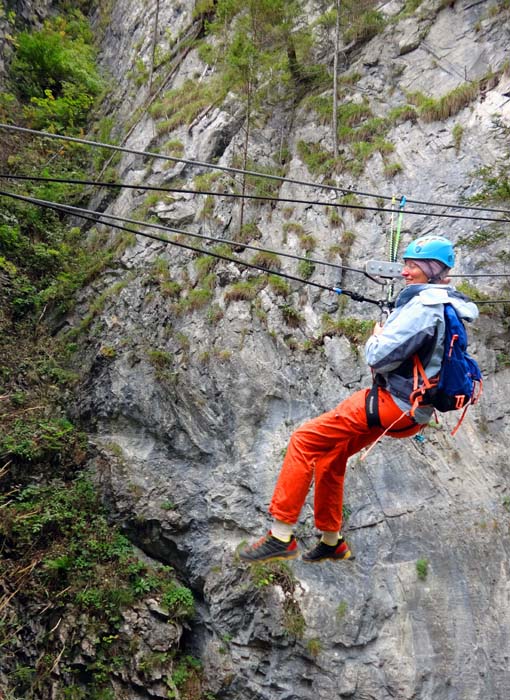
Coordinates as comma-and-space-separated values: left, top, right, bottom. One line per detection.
302, 536, 353, 563
239, 532, 299, 563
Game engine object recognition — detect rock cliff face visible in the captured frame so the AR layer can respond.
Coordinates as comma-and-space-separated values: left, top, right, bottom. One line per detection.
66, 1, 510, 698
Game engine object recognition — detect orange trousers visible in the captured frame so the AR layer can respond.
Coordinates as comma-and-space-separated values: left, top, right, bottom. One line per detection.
269, 388, 421, 532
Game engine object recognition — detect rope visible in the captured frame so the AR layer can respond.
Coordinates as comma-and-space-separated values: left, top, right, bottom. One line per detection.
2, 185, 509, 286
0, 188, 386, 284
393, 196, 406, 261
388, 195, 397, 263
0, 188, 390, 308
387, 195, 407, 304
1, 172, 510, 225
2, 123, 510, 217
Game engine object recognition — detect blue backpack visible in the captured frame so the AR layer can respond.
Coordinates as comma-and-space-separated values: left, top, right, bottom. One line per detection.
410, 303, 483, 433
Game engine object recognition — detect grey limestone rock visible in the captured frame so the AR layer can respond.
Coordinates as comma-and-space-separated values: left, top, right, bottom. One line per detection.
65, 0, 510, 697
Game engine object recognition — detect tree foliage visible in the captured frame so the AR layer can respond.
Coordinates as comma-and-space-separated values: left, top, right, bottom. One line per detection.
9, 12, 102, 131
201, 0, 314, 102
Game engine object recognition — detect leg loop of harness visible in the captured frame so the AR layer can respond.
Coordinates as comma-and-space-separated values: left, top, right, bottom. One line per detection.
361, 385, 420, 462
365, 384, 382, 428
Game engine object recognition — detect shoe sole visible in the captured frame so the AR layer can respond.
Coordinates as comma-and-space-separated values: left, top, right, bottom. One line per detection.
240, 551, 299, 564
302, 551, 355, 563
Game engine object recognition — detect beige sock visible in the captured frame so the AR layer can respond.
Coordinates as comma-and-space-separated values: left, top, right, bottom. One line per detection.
271, 519, 294, 542
321, 531, 340, 546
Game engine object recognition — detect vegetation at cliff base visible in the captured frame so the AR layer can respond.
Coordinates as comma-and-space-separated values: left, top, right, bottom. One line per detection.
0, 474, 196, 698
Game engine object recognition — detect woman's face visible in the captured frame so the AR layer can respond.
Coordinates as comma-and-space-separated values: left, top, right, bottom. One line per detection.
402, 259, 429, 285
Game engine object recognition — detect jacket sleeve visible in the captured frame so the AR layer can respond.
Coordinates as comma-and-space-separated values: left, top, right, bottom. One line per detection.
365, 300, 440, 372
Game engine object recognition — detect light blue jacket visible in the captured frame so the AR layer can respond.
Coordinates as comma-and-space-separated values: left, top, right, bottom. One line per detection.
365, 284, 479, 422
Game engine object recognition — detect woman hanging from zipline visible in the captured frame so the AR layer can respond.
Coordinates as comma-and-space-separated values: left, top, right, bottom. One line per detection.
239, 235, 479, 564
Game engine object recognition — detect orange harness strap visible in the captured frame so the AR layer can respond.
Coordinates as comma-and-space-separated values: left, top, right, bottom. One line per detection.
450, 378, 483, 436
409, 355, 438, 418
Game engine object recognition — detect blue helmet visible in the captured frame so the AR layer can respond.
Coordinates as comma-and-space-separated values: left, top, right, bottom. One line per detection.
403, 235, 455, 268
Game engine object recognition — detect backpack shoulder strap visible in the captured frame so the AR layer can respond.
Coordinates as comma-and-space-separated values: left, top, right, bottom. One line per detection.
409, 354, 438, 417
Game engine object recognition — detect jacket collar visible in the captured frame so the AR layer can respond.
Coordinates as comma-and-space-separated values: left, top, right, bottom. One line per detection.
395, 284, 429, 308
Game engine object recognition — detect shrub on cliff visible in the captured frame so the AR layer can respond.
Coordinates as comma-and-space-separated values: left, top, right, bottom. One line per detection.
10, 12, 102, 131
